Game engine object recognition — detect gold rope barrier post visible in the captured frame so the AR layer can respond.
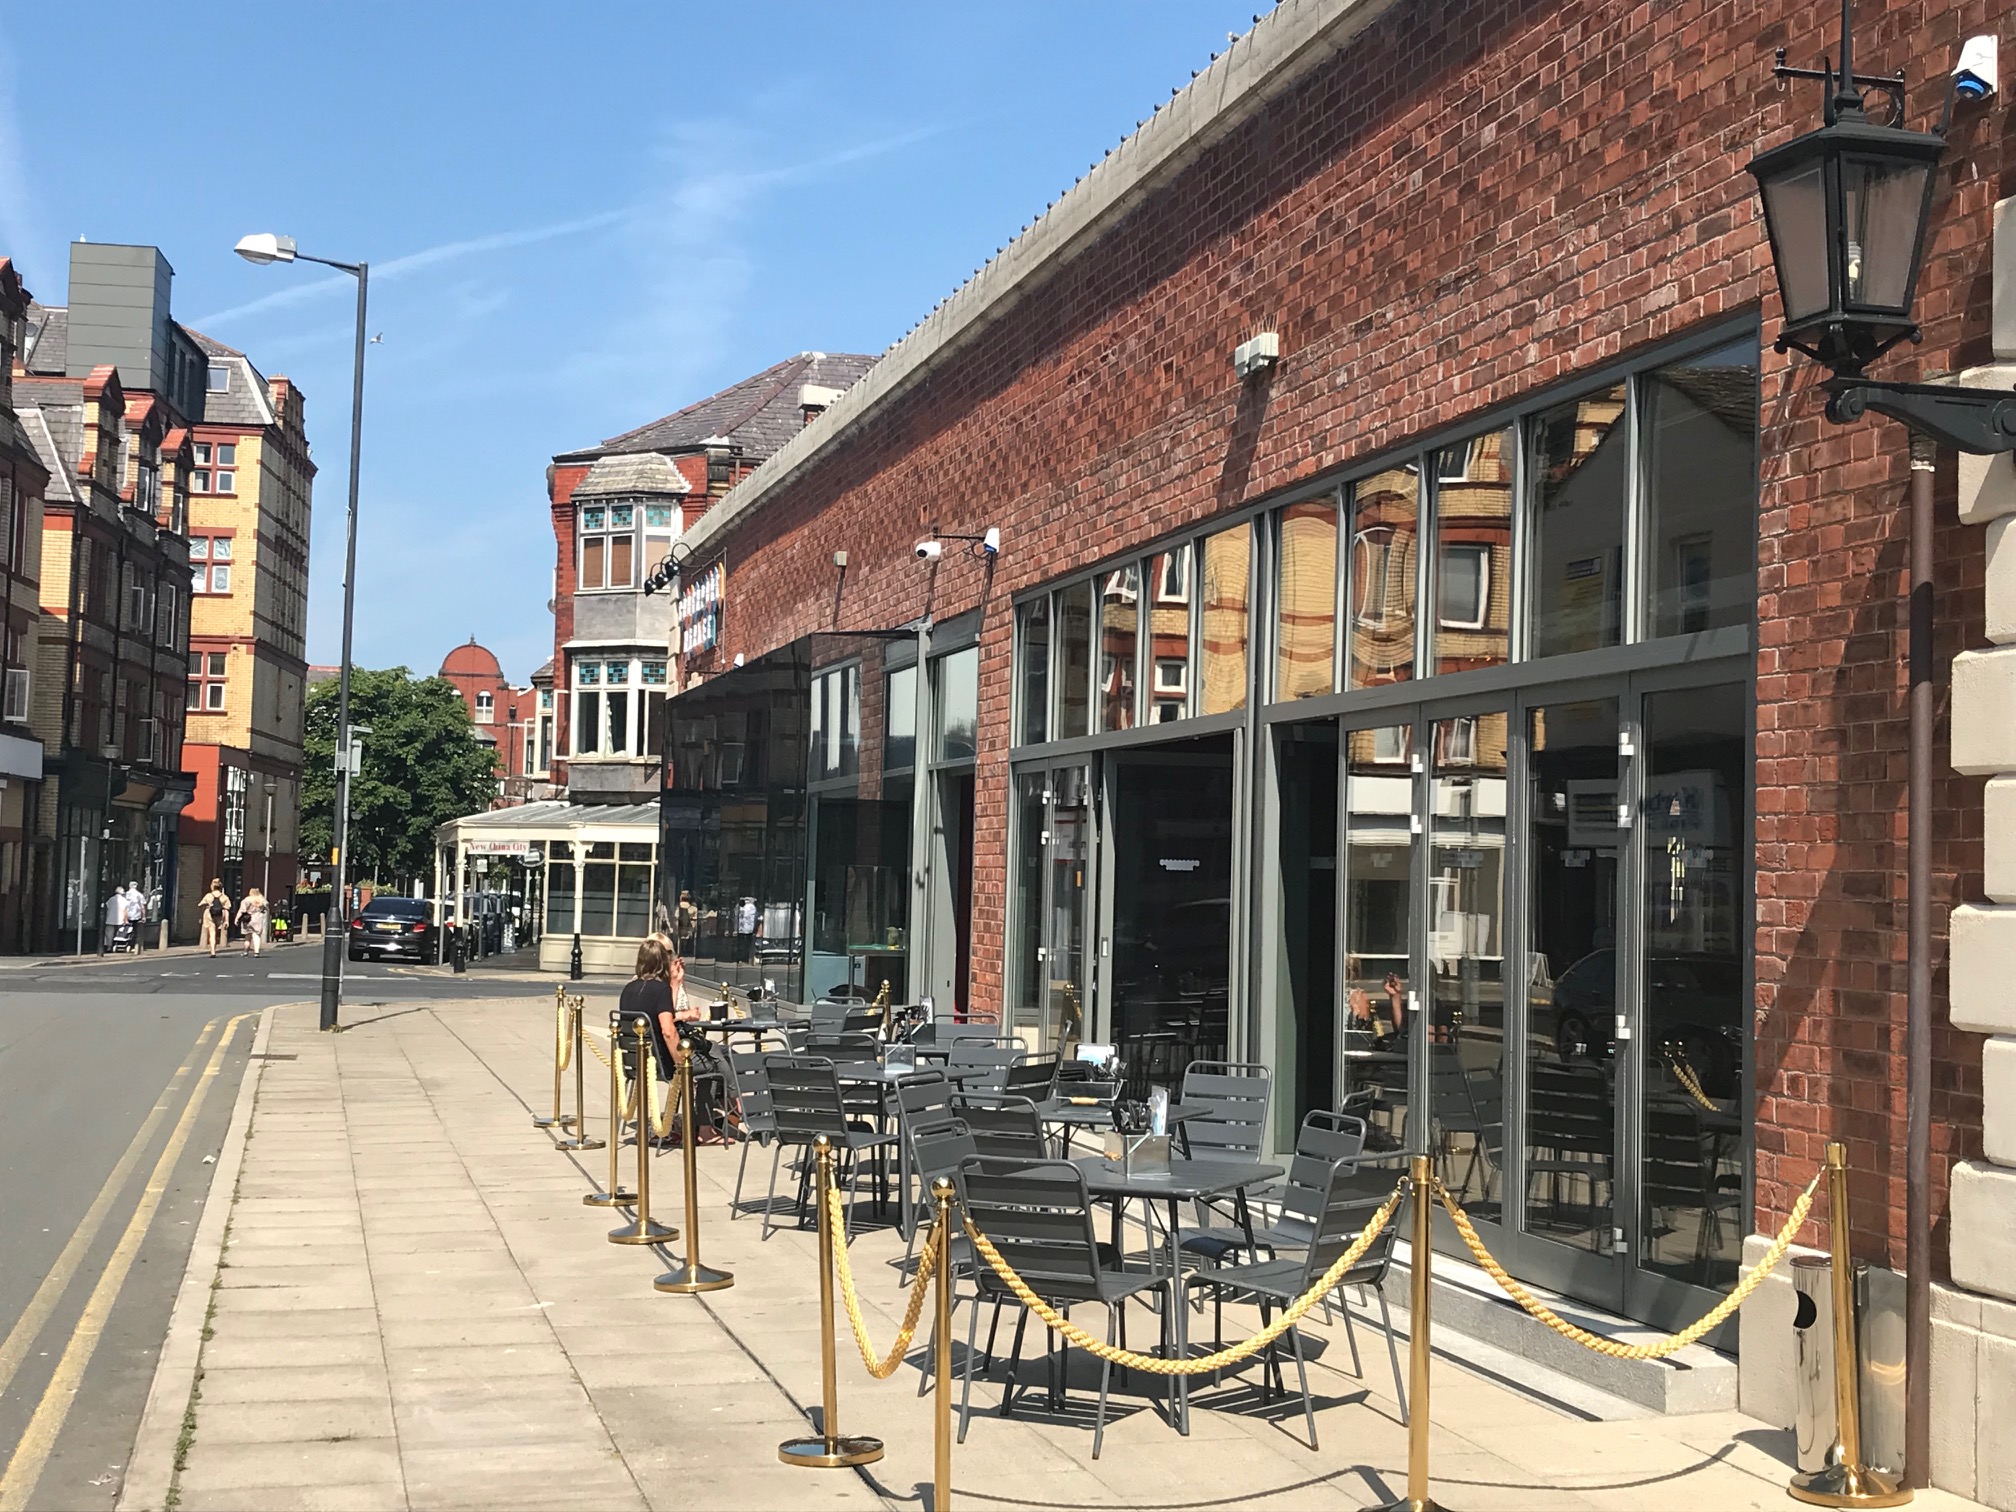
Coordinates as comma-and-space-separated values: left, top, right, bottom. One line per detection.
931, 1177, 955, 1512
779, 1138, 885, 1469
533, 985, 576, 1131
609, 1019, 677, 1245
656, 1038, 734, 1293
584, 1011, 635, 1208
1365, 1157, 1449, 1512
1790, 1142, 1911, 1509
556, 995, 602, 1153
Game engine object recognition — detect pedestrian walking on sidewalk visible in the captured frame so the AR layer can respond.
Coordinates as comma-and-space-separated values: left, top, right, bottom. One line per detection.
237, 887, 269, 957
199, 879, 231, 956
100, 887, 125, 954
123, 881, 147, 953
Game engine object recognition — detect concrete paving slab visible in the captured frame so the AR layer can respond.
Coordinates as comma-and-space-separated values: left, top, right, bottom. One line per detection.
188, 1396, 397, 1446
384, 1343, 580, 1382
177, 1437, 403, 1493
176, 1483, 407, 1512
198, 1363, 390, 1404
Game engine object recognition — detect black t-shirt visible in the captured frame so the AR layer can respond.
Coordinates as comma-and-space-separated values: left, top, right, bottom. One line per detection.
618, 978, 676, 1077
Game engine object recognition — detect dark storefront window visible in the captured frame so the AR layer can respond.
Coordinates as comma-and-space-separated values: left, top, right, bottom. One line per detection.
1056, 580, 1093, 740
1529, 385, 1628, 658
1642, 342, 1760, 637
1017, 599, 1049, 744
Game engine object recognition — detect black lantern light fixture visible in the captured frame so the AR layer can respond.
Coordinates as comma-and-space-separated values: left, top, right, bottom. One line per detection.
1749, 0, 2016, 452
641, 538, 693, 597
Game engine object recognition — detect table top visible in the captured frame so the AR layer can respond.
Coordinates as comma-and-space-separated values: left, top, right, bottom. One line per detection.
1037, 1099, 1209, 1128
1072, 1153, 1282, 1201
708, 1017, 792, 1035
835, 1062, 984, 1086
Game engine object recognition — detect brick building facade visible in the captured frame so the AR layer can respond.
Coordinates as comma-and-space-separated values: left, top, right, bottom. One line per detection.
655, 0, 2015, 1495
437, 638, 547, 806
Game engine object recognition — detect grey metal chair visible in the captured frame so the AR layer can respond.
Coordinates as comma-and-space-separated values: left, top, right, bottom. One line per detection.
893, 1070, 955, 1240
948, 1092, 1045, 1161
1181, 1109, 1367, 1265
947, 1041, 1025, 1093
1178, 1059, 1273, 1163
762, 1055, 898, 1241
956, 1156, 1172, 1459
1002, 1053, 1060, 1104
721, 1043, 781, 1221
1184, 1151, 1408, 1448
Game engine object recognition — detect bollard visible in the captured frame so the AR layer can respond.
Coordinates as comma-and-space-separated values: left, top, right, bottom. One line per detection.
451, 926, 466, 973
533, 986, 576, 1131
570, 932, 584, 981
778, 1138, 885, 1468
1365, 1155, 1446, 1512
584, 1011, 636, 1208
932, 1177, 955, 1511
1789, 1143, 1912, 1508
655, 1039, 734, 1293
608, 1019, 678, 1246
555, 996, 602, 1154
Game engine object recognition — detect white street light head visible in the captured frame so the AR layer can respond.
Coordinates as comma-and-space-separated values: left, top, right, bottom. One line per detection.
234, 232, 297, 266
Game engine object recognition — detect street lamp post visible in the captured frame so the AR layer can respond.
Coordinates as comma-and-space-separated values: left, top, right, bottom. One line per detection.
1747, 4, 2014, 1495
235, 232, 368, 1031
260, 778, 276, 899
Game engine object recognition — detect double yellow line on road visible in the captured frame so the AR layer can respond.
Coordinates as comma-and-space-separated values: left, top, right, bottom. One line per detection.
0, 1012, 253, 1512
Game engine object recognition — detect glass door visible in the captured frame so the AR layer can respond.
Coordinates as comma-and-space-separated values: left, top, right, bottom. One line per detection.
1338, 718, 1419, 1156
1010, 764, 1092, 1049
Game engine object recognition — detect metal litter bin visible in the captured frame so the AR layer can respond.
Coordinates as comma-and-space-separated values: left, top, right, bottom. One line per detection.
1789, 1254, 1907, 1479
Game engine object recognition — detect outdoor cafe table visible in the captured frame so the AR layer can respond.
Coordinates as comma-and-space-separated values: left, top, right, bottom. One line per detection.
834, 1061, 989, 1228
1036, 1098, 1208, 1157
1069, 1153, 1284, 1434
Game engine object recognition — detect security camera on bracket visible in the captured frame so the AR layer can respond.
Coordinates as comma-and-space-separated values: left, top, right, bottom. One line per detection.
913, 525, 1001, 561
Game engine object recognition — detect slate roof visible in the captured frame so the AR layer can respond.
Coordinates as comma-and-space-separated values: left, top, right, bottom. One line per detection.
576, 451, 691, 499
22, 304, 66, 375
580, 351, 876, 463
181, 327, 276, 427
18, 408, 74, 502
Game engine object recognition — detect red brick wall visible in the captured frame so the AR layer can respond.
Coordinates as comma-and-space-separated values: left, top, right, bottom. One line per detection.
547, 462, 590, 784
681, 0, 2005, 1269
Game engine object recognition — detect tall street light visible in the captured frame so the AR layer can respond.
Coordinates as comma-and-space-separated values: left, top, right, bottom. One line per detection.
235, 232, 368, 1032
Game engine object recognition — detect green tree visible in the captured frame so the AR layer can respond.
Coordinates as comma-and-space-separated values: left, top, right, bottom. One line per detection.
300, 667, 501, 885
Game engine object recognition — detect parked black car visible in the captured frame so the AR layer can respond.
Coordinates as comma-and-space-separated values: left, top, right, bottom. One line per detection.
1542, 948, 1743, 1098
347, 896, 437, 964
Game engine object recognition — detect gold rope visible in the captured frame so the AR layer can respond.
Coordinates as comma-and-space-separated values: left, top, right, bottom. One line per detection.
825, 1184, 940, 1379
554, 992, 573, 1073
642, 1047, 677, 1143
1664, 1045, 1721, 1114
1436, 1168, 1824, 1360
960, 1180, 1406, 1376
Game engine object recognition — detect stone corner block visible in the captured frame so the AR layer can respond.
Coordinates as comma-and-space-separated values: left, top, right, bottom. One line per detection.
1952, 1161, 2016, 1303
1953, 905, 2016, 1036
1986, 1037, 2016, 1169
1991, 778, 2016, 904
1952, 648, 2016, 775
1960, 444, 2016, 528
1998, 195, 2016, 360
1993, 518, 2016, 648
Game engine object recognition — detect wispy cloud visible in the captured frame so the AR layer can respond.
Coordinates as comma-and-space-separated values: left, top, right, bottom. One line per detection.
189, 208, 630, 328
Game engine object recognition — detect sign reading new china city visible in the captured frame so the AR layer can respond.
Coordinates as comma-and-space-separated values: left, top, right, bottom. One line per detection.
678, 562, 724, 654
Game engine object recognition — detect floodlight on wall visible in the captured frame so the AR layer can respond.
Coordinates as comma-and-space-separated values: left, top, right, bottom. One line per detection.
642, 539, 693, 596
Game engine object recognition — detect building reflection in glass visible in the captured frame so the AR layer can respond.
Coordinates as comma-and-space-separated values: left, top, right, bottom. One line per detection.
1431, 430, 1513, 677
1198, 522, 1250, 715
1531, 385, 1628, 658
1147, 545, 1193, 722
1098, 564, 1140, 732
1347, 468, 1418, 689
1341, 722, 1416, 1149
1275, 498, 1338, 700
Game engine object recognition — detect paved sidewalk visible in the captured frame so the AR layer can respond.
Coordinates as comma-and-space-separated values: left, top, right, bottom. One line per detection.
118, 999, 1991, 1512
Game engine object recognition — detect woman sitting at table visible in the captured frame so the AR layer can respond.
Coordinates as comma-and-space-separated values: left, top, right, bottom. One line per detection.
623, 936, 725, 1146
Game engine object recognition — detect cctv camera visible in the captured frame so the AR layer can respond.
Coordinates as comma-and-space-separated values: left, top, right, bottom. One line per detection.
1956, 35, 1997, 101
914, 539, 943, 562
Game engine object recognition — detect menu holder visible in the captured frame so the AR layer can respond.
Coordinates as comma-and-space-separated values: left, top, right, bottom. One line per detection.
1101, 1131, 1171, 1177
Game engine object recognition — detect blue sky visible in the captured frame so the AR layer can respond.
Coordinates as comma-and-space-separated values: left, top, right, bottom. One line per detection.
0, 2, 1261, 681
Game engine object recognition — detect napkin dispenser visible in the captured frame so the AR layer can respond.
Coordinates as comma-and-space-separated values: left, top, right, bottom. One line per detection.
1101, 1131, 1171, 1176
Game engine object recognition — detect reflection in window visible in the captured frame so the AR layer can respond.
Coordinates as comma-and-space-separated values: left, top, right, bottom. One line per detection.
1097, 565, 1140, 731
1275, 498, 1338, 701
1056, 581, 1093, 739
1016, 598, 1049, 746
1343, 722, 1415, 1146
1530, 385, 1627, 658
1348, 469, 1419, 688
1148, 547, 1191, 723
1198, 523, 1251, 716
1011, 771, 1046, 1028
1642, 342, 1758, 638
935, 647, 978, 762
1426, 711, 1507, 1213
1433, 428, 1512, 675
810, 664, 860, 781
885, 665, 917, 769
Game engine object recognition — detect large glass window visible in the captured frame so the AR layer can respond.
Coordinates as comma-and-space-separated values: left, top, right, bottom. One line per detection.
1056, 580, 1093, 739
885, 665, 918, 770
1432, 429, 1513, 676
935, 647, 978, 762
1348, 468, 1419, 689
1011, 771, 1046, 1028
1148, 546, 1191, 723
1198, 522, 1251, 716
616, 841, 654, 936
578, 503, 640, 592
573, 660, 601, 757
1275, 498, 1338, 701
580, 841, 617, 934
1017, 599, 1049, 745
1522, 697, 1621, 1255
810, 663, 860, 781
1529, 385, 1628, 658
1097, 565, 1140, 732
1642, 343, 1759, 638
546, 842, 577, 933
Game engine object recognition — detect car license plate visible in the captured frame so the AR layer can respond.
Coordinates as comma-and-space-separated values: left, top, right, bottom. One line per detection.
374, 922, 398, 932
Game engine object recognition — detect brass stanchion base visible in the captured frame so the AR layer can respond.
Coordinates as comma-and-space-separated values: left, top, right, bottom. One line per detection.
582, 1189, 636, 1208
607, 1219, 677, 1245
1362, 1499, 1448, 1512
654, 1262, 733, 1294
556, 1135, 606, 1152
532, 1114, 577, 1130
777, 1435, 883, 1468
1789, 1464, 1912, 1509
